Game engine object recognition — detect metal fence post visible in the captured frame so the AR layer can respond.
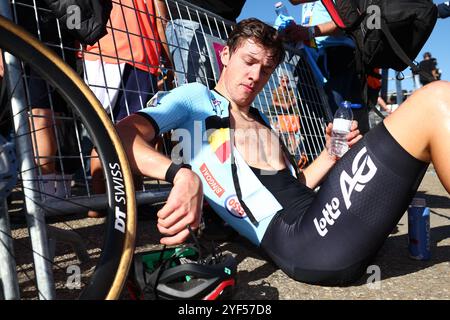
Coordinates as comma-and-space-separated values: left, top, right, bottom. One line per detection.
395, 71, 404, 105
0, 200, 20, 299
0, 1, 56, 300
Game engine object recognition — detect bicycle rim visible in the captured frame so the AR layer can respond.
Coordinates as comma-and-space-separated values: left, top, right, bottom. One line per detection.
0, 15, 136, 299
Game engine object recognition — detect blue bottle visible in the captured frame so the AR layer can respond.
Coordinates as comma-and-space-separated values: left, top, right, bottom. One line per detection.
408, 197, 431, 260
274, 2, 295, 32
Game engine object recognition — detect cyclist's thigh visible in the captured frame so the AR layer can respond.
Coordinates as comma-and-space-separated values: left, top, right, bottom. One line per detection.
262, 122, 428, 285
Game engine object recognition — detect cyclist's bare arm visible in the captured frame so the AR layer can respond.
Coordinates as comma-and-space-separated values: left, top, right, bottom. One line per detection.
116, 115, 203, 245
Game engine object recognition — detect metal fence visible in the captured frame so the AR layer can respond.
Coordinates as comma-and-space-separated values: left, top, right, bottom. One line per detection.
6, 0, 330, 171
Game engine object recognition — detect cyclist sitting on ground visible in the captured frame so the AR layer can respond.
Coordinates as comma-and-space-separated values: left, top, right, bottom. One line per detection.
94, 18, 450, 285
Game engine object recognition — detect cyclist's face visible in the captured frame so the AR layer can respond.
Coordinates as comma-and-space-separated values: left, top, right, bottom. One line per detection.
220, 39, 276, 107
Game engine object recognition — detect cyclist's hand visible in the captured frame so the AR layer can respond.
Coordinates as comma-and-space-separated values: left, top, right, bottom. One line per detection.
284, 24, 309, 42
347, 121, 363, 148
325, 121, 362, 158
157, 168, 203, 245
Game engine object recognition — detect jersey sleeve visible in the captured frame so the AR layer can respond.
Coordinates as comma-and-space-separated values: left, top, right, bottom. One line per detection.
136, 84, 197, 135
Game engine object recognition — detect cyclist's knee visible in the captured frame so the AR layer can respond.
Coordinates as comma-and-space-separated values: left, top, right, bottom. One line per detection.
420, 81, 450, 112
292, 263, 368, 286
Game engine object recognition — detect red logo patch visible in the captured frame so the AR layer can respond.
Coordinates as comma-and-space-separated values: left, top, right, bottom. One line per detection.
200, 163, 225, 197
225, 195, 246, 219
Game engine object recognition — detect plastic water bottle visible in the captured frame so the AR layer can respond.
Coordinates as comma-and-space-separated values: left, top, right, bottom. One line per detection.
408, 197, 431, 260
329, 101, 353, 158
274, 2, 296, 32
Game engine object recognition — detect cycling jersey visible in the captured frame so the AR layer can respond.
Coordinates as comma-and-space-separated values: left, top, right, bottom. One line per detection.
137, 83, 299, 245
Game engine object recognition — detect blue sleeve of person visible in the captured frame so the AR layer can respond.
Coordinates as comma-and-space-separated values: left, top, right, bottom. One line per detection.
136, 83, 207, 134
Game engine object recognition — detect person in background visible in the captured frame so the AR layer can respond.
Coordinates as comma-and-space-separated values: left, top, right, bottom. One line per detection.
84, 0, 173, 218
165, 0, 246, 88
272, 75, 298, 110
272, 75, 302, 157
14, 0, 79, 198
437, 1, 450, 19
83, 0, 173, 123
418, 52, 439, 87
286, 0, 370, 135
377, 96, 392, 114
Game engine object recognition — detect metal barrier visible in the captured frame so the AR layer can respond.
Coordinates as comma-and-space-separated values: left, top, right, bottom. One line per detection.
5, 0, 331, 170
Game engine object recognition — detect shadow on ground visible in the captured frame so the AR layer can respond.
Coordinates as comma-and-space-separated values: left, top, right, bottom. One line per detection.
216, 223, 450, 296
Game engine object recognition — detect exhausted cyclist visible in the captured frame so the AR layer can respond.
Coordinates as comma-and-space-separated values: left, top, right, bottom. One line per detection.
95, 18, 450, 285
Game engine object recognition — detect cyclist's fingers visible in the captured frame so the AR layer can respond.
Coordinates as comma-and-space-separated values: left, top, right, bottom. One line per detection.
157, 206, 185, 230
160, 228, 190, 246
156, 198, 180, 219
157, 205, 200, 234
158, 213, 199, 237
348, 132, 363, 148
326, 122, 333, 132
346, 129, 360, 141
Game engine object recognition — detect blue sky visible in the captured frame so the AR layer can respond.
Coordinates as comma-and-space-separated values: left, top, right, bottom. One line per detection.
238, 1, 450, 93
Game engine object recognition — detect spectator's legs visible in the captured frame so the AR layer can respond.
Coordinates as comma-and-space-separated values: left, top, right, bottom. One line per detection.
165, 19, 214, 87
83, 60, 125, 117
30, 108, 57, 174
383, 81, 450, 192
88, 149, 106, 218
113, 65, 157, 121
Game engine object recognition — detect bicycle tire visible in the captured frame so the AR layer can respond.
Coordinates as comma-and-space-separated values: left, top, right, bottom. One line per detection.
0, 15, 136, 299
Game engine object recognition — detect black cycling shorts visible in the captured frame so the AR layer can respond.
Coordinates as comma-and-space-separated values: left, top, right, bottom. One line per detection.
261, 122, 428, 285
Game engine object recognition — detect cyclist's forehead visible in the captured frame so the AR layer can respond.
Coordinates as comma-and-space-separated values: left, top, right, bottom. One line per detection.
235, 38, 278, 68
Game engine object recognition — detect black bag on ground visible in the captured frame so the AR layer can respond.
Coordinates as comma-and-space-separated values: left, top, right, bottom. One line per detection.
43, 0, 112, 45
321, 0, 438, 78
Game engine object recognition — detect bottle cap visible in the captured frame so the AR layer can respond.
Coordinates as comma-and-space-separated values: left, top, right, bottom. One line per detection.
410, 197, 426, 207
340, 101, 351, 108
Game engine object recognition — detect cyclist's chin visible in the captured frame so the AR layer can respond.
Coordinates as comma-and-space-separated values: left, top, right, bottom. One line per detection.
233, 92, 256, 107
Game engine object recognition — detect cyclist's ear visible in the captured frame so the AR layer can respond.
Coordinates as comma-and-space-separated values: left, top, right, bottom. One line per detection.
220, 46, 230, 67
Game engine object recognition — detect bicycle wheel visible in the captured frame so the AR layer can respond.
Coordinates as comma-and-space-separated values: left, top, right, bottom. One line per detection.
0, 15, 136, 299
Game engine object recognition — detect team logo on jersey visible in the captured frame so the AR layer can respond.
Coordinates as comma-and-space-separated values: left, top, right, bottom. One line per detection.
340, 147, 378, 210
208, 128, 231, 163
205, 116, 231, 164
313, 147, 378, 237
211, 98, 224, 115
225, 195, 247, 219
200, 163, 225, 197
